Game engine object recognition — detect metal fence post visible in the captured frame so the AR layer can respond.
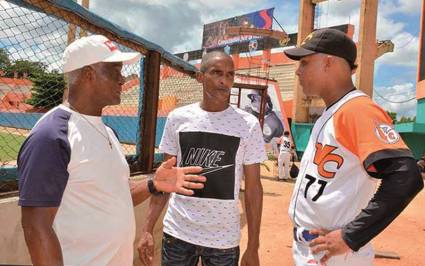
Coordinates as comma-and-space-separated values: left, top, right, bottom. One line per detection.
139, 51, 161, 173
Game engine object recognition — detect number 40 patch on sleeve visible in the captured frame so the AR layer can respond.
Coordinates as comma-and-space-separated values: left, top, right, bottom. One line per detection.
375, 124, 400, 144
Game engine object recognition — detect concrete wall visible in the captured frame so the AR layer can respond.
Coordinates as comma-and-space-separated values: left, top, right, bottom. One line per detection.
0, 112, 168, 147
0, 112, 42, 130
0, 196, 165, 266
0, 197, 31, 265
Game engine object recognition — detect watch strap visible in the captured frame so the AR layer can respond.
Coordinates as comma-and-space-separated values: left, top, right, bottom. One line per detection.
147, 177, 163, 195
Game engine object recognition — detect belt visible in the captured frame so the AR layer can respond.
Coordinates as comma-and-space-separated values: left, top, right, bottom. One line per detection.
293, 227, 319, 243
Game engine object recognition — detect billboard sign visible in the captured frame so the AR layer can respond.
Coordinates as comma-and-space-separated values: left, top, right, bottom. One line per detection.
202, 8, 274, 49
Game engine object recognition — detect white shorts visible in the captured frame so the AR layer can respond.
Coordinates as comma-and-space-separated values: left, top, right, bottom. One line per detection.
292, 239, 374, 266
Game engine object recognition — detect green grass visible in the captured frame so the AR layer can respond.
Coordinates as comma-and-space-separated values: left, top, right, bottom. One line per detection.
0, 132, 26, 162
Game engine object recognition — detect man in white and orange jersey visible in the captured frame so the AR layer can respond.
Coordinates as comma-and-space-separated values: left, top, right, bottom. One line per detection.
283, 28, 423, 266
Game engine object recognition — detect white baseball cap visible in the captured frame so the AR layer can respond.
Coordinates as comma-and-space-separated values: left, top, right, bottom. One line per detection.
63, 35, 141, 73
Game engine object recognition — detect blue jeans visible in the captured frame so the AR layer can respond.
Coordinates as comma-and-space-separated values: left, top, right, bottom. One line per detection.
161, 233, 240, 266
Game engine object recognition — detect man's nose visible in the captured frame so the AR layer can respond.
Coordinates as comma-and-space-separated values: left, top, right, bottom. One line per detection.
224, 76, 234, 87
295, 67, 301, 76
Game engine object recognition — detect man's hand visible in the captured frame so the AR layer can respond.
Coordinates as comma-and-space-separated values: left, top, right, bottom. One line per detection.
309, 229, 351, 263
240, 248, 260, 266
137, 231, 154, 266
154, 157, 206, 195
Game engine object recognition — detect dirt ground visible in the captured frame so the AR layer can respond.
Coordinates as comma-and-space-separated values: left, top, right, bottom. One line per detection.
237, 163, 425, 266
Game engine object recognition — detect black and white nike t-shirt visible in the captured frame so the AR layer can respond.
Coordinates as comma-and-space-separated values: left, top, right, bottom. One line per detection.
159, 103, 267, 248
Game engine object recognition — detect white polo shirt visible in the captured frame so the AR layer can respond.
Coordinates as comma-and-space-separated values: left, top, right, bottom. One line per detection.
18, 105, 135, 266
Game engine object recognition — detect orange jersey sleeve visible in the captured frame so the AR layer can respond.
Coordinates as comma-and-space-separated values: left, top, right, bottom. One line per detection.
334, 96, 412, 170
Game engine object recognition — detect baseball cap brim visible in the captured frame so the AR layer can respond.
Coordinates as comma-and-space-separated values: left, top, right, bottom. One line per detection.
284, 47, 316, 61
102, 51, 141, 65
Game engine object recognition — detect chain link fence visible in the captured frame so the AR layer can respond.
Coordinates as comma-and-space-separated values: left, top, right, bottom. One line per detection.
157, 64, 202, 150
0, 0, 198, 185
0, 1, 142, 166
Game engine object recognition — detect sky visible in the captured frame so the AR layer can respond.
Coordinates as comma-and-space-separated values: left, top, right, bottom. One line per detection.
88, 0, 421, 119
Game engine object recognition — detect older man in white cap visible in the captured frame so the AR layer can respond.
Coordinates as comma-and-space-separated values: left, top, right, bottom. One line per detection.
18, 35, 206, 266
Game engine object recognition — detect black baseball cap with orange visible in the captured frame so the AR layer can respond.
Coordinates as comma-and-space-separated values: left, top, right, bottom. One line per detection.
284, 28, 357, 69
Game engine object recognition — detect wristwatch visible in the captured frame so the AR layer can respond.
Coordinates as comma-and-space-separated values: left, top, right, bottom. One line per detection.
147, 176, 163, 195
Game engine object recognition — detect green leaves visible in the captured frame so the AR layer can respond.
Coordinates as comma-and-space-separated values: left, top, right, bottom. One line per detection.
26, 71, 65, 109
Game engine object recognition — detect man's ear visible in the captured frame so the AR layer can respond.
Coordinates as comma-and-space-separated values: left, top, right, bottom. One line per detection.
196, 71, 204, 84
324, 55, 333, 71
82, 65, 96, 82
351, 65, 357, 75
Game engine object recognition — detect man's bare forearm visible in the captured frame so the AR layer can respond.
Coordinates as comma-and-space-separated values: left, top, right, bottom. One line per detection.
143, 153, 173, 231
22, 207, 63, 266
143, 193, 170, 232
244, 164, 263, 250
244, 182, 263, 249
23, 226, 63, 265
130, 179, 151, 206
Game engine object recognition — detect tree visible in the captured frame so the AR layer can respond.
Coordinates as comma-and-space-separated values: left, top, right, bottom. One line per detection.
0, 49, 47, 78
386, 111, 397, 124
398, 116, 416, 124
0, 48, 11, 71
26, 70, 65, 109
5, 60, 47, 78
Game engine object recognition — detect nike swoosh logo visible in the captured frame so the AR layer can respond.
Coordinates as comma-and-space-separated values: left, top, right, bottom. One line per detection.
200, 164, 234, 175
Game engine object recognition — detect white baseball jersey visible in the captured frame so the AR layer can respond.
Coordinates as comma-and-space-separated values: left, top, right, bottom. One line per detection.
288, 90, 409, 265
280, 136, 291, 153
